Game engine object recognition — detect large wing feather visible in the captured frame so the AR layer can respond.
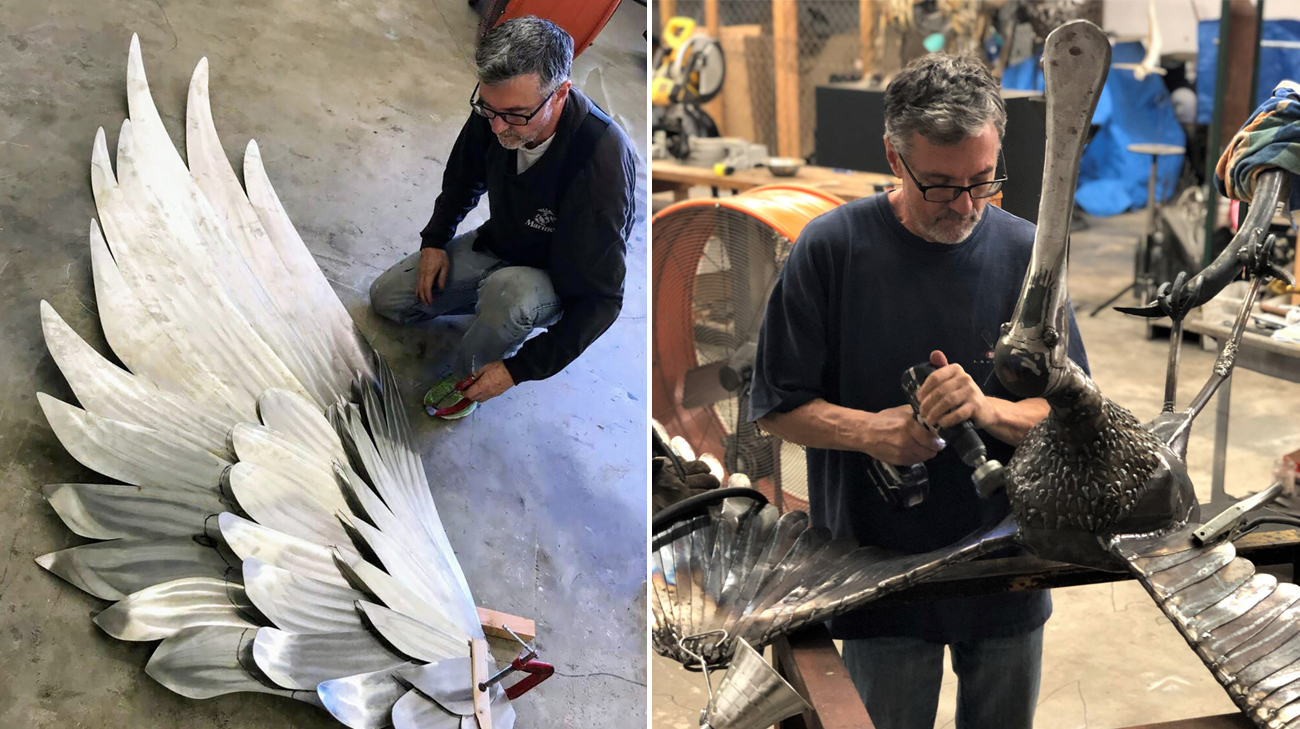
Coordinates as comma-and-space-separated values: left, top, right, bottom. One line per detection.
34, 35, 500, 728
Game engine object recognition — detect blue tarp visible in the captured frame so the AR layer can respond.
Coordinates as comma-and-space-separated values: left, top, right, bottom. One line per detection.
1003, 42, 1185, 216
1198, 19, 1300, 126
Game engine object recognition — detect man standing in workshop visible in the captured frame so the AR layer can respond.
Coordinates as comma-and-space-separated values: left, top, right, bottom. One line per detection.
750, 54, 1089, 729
370, 16, 636, 419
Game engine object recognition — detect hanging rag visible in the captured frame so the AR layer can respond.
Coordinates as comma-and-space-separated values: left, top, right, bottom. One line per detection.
1216, 80, 1300, 210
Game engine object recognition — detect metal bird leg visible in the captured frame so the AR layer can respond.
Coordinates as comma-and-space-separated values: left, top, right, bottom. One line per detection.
1121, 169, 1293, 439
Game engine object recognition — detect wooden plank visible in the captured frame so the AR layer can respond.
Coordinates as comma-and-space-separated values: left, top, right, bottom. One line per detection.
476, 607, 536, 642
470, 637, 493, 729
720, 24, 762, 141
1294, 252, 1299, 305
1222, 0, 1259, 150
773, 625, 873, 729
701, 0, 725, 135
772, 0, 800, 158
659, 0, 676, 35
652, 159, 898, 201
859, 0, 875, 79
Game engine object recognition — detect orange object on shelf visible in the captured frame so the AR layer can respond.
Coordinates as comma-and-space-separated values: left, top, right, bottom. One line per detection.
478, 0, 623, 58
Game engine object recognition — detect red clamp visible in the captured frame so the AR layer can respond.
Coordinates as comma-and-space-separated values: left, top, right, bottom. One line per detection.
430, 374, 480, 418
503, 655, 554, 700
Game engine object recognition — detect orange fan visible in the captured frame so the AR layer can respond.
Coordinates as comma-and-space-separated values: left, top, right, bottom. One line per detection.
477, 0, 623, 58
652, 185, 842, 510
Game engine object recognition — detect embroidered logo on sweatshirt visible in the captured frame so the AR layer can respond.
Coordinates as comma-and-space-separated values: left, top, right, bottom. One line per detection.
525, 207, 556, 233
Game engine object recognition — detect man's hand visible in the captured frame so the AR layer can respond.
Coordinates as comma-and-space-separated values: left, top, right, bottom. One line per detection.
864, 404, 944, 466
416, 248, 450, 305
917, 350, 996, 430
462, 361, 514, 402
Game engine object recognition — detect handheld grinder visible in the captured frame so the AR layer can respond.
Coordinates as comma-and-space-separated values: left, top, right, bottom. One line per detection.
901, 362, 1006, 498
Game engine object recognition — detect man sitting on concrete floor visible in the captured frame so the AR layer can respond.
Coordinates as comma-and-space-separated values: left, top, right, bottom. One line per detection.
370, 16, 636, 419
750, 54, 1089, 729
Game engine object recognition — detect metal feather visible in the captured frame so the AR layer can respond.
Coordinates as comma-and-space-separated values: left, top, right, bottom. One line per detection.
33, 35, 515, 727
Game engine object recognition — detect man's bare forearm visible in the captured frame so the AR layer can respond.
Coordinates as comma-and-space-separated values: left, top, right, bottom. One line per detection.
983, 396, 1049, 446
758, 399, 872, 452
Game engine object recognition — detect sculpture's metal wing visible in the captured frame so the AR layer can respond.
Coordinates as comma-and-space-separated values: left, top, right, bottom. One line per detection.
651, 494, 1020, 665
34, 35, 510, 728
1111, 525, 1300, 728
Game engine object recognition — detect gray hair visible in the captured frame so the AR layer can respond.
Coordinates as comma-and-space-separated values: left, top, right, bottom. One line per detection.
475, 16, 574, 92
883, 54, 1005, 156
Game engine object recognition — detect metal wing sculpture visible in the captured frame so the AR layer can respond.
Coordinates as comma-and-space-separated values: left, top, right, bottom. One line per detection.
652, 20, 1300, 729
35, 36, 527, 729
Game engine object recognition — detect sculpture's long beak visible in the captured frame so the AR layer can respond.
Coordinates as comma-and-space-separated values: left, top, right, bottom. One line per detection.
994, 21, 1111, 401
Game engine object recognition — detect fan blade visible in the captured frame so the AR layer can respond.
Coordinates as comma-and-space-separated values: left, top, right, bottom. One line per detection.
681, 361, 731, 410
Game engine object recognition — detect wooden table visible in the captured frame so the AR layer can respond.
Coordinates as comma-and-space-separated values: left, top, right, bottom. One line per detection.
772, 528, 1300, 729
1184, 313, 1300, 505
651, 159, 898, 203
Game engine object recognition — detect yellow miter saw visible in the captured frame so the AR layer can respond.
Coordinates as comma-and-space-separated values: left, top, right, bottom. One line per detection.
652, 17, 725, 107
652, 17, 767, 172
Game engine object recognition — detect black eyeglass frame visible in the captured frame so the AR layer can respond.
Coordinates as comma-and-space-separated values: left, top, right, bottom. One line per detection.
469, 82, 558, 127
896, 150, 1008, 203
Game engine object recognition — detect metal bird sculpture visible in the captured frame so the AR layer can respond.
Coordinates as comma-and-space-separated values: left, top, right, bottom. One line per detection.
652, 20, 1300, 729
35, 36, 534, 729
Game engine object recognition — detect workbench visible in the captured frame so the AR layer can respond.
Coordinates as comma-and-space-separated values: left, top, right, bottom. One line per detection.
1184, 312, 1300, 506
651, 159, 898, 203
772, 527, 1300, 729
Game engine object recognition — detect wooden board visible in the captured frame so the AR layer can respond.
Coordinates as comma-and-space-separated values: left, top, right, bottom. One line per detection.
470, 637, 493, 729
701, 0, 724, 132
773, 625, 874, 729
773, 0, 800, 158
859, 0, 876, 79
719, 25, 762, 141
476, 607, 536, 642
652, 159, 898, 202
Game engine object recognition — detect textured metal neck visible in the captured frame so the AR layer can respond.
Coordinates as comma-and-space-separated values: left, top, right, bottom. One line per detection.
995, 20, 1110, 402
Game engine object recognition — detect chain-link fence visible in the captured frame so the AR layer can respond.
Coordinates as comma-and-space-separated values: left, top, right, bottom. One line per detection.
656, 0, 867, 159
653, 1, 1100, 160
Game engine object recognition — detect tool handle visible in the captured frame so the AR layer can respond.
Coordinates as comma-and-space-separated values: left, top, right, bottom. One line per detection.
902, 362, 988, 467
504, 659, 554, 700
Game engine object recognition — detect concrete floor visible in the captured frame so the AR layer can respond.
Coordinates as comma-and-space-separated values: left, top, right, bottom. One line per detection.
650, 200, 1300, 728
0, 1, 648, 728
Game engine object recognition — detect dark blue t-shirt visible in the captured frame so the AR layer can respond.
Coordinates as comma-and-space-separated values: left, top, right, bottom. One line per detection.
749, 193, 1089, 644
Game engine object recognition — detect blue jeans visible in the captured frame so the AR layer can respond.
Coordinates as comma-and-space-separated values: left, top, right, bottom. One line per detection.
369, 228, 562, 378
840, 626, 1043, 729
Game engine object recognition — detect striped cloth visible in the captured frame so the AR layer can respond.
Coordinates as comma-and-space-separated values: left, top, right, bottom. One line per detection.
1216, 80, 1300, 208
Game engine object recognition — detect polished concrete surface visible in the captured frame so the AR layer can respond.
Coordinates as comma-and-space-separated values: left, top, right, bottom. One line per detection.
649, 200, 1300, 728
0, 1, 648, 727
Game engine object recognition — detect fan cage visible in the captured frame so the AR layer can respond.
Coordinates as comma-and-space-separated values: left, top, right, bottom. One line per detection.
653, 205, 811, 511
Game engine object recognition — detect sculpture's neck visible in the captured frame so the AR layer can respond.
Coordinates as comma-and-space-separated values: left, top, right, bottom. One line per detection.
993, 21, 1109, 405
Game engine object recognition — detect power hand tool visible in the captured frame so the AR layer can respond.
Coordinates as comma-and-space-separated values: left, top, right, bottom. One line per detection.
901, 362, 1006, 498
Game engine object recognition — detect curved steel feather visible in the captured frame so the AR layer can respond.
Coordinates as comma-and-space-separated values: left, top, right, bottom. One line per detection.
93, 577, 259, 641
34, 35, 509, 727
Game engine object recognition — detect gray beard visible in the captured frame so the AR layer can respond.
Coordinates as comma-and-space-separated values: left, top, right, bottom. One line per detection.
918, 206, 984, 244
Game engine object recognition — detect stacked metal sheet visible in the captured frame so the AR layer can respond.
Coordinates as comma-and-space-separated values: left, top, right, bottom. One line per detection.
35, 36, 513, 729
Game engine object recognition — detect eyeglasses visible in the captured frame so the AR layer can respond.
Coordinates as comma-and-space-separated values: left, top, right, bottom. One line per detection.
897, 151, 1007, 203
469, 82, 556, 127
